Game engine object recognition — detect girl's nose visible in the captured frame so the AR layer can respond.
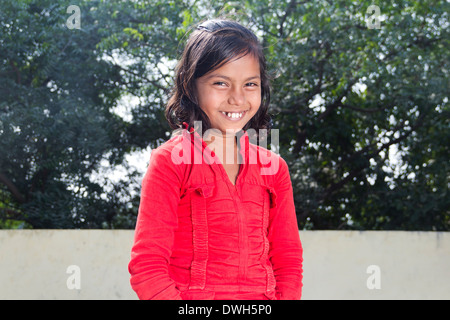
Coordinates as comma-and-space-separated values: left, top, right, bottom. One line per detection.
228, 87, 245, 106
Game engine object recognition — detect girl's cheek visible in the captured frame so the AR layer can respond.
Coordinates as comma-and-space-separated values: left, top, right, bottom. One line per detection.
248, 92, 261, 105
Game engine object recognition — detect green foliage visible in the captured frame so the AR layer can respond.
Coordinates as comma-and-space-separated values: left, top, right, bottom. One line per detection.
254, 0, 449, 230
0, 0, 448, 230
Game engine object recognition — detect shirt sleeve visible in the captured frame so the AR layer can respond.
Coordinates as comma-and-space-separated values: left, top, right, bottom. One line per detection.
268, 156, 303, 300
128, 147, 183, 300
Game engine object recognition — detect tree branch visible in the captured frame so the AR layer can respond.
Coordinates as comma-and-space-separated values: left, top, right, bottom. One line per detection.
0, 207, 24, 221
292, 77, 353, 154
105, 53, 167, 91
278, 0, 297, 37
340, 103, 385, 113
0, 173, 25, 203
322, 111, 428, 199
382, 36, 442, 62
9, 60, 21, 85
114, 63, 167, 91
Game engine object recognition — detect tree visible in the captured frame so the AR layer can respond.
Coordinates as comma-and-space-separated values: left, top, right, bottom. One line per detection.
0, 0, 150, 228
243, 0, 449, 230
0, 0, 448, 230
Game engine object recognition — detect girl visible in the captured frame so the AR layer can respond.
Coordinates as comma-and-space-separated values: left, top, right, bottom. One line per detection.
128, 19, 303, 300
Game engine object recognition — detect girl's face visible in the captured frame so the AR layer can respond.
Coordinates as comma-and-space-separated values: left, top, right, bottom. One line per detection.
195, 54, 261, 138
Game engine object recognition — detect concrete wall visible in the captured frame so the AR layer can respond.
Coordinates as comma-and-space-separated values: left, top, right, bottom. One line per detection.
0, 230, 448, 300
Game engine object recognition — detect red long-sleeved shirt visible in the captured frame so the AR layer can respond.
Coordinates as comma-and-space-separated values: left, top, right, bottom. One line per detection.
128, 123, 303, 300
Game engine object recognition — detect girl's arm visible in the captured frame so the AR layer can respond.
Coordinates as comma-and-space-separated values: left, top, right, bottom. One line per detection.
128, 147, 182, 300
268, 157, 303, 300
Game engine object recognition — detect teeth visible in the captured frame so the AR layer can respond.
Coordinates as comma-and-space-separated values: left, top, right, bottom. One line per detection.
221, 111, 245, 119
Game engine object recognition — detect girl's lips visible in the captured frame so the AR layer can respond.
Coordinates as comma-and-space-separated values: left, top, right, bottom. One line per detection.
220, 110, 248, 121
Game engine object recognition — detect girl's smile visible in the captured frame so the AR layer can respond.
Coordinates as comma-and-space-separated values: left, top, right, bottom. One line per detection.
219, 109, 248, 121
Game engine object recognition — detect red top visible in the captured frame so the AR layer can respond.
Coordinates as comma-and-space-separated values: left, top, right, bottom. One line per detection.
128, 123, 303, 300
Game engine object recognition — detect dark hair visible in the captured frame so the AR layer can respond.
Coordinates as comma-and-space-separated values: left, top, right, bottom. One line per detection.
165, 18, 272, 140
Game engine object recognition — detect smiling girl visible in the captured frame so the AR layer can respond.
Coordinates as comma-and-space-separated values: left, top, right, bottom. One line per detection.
128, 19, 303, 300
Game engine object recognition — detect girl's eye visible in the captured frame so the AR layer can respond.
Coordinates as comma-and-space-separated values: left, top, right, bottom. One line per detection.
212, 81, 259, 88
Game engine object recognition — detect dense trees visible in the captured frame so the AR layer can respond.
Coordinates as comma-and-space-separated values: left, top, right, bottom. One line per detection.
0, 0, 448, 229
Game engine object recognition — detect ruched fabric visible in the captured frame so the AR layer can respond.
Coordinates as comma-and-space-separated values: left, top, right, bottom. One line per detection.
128, 123, 303, 300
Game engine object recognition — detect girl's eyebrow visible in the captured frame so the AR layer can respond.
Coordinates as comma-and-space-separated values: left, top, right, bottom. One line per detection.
205, 74, 260, 82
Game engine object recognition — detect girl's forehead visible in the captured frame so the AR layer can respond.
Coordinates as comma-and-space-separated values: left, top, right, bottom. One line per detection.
202, 54, 260, 78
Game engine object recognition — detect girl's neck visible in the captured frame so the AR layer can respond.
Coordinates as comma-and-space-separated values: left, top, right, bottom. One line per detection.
203, 130, 239, 161
204, 133, 237, 147
203, 128, 238, 145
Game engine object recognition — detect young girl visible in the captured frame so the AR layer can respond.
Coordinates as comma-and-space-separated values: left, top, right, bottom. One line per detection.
128, 19, 303, 300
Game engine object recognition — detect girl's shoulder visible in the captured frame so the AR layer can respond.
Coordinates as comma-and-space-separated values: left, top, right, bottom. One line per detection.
251, 143, 288, 174
249, 143, 290, 190
147, 134, 187, 165
153, 133, 184, 153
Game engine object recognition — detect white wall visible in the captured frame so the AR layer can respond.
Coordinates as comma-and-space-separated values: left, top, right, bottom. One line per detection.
0, 230, 448, 300
301, 231, 450, 299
